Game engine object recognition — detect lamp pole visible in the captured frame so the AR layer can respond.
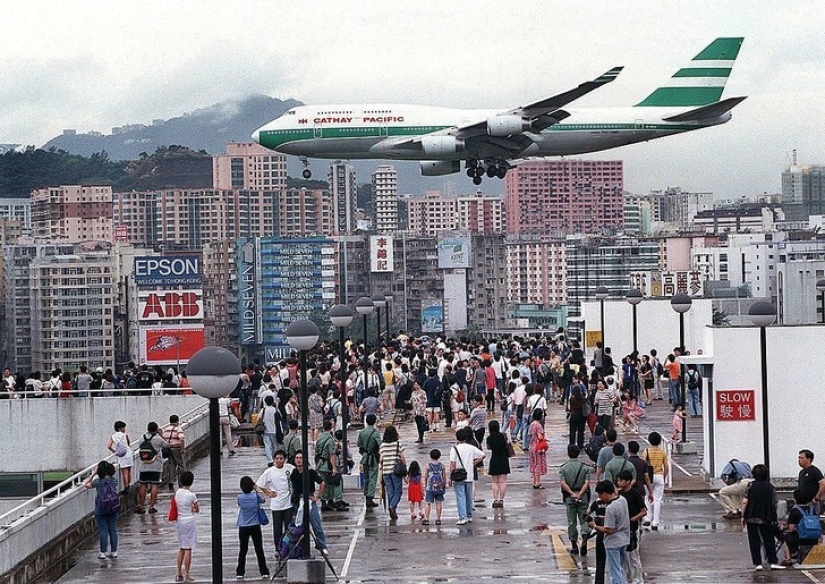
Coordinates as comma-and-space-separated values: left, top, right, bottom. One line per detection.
285, 319, 320, 560
355, 297, 375, 407
595, 286, 609, 359
625, 289, 643, 356
186, 346, 241, 584
329, 304, 354, 472
383, 290, 394, 345
371, 293, 387, 351
671, 293, 693, 443
817, 279, 825, 324
749, 301, 776, 470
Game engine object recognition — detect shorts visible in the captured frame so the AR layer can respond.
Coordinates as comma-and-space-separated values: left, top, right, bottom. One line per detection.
425, 490, 445, 503
138, 471, 162, 484
427, 407, 442, 414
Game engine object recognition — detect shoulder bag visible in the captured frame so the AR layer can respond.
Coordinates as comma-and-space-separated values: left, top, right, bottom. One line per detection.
392, 443, 408, 477
450, 446, 468, 482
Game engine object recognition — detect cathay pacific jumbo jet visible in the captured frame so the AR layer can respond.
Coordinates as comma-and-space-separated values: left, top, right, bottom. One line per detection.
252, 37, 744, 185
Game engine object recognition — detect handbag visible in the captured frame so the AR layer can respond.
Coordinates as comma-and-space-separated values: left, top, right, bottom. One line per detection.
450, 446, 468, 482
168, 494, 178, 522
535, 436, 549, 453
258, 507, 270, 526
392, 443, 408, 477
505, 439, 516, 458
254, 415, 266, 436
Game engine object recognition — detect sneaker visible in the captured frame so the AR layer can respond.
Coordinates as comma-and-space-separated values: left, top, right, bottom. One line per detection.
236, 576, 245, 580
467, 517, 473, 523
108, 551, 118, 559
456, 519, 469, 525
260, 575, 270, 580
98, 552, 108, 559
754, 565, 764, 571
769, 564, 786, 570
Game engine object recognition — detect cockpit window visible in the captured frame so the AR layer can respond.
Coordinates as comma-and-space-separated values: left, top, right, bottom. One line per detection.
287, 110, 296, 115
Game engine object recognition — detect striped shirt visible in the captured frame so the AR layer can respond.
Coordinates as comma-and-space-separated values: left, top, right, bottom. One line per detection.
379, 441, 404, 475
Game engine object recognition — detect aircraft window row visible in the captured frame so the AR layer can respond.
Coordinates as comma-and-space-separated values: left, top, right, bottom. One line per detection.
318, 111, 353, 115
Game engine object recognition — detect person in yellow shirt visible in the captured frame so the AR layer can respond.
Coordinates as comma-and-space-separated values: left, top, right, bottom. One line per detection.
643, 431, 669, 530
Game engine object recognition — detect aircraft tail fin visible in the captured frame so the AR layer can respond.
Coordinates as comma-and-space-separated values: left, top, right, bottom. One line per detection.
635, 37, 743, 107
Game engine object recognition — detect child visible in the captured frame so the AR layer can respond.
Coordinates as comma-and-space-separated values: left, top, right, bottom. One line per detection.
422, 449, 445, 526
406, 461, 424, 520
671, 405, 686, 441
107, 421, 131, 494
235, 475, 270, 580
174, 471, 199, 583
455, 409, 469, 431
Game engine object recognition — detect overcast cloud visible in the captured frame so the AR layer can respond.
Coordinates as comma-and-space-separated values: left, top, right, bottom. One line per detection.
2, 0, 824, 197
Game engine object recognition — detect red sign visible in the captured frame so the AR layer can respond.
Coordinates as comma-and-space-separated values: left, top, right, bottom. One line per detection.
716, 390, 756, 421
140, 327, 205, 365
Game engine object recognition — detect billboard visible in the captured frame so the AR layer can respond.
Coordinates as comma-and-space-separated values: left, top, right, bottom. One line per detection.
139, 325, 205, 366
370, 235, 394, 272
138, 290, 203, 321
421, 302, 444, 334
238, 240, 263, 345
134, 256, 201, 287
629, 271, 705, 298
438, 234, 472, 269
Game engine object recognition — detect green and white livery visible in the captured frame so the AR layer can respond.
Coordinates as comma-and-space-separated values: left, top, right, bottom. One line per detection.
252, 38, 745, 185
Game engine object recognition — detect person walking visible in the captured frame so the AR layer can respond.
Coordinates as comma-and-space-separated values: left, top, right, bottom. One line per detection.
567, 381, 588, 448
379, 425, 406, 521
485, 420, 510, 508
357, 414, 382, 508
643, 432, 669, 530
173, 471, 199, 583
588, 480, 630, 584
136, 421, 169, 515
83, 460, 119, 560
528, 408, 548, 489
411, 380, 428, 443
235, 475, 270, 580
260, 395, 281, 466
741, 464, 785, 571
449, 427, 485, 525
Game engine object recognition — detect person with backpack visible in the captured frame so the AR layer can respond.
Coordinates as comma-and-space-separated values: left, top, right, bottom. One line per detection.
357, 414, 382, 508
781, 488, 823, 566
422, 449, 446, 526
136, 421, 169, 515
107, 420, 132, 494
684, 364, 703, 417
741, 464, 785, 570
83, 460, 120, 560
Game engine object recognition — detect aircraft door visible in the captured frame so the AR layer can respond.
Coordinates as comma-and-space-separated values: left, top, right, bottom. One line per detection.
634, 119, 644, 134
314, 126, 323, 138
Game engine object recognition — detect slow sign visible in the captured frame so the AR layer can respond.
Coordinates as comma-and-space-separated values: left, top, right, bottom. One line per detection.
715, 389, 756, 422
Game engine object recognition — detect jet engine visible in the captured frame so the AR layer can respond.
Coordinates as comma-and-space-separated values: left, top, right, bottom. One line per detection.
421, 136, 465, 155
487, 115, 532, 137
419, 160, 461, 176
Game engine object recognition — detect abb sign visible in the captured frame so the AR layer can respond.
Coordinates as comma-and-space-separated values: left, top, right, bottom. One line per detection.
715, 389, 756, 422
139, 290, 203, 321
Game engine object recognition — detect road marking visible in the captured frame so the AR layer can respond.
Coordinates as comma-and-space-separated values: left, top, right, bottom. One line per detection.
671, 460, 693, 477
802, 569, 823, 584
543, 527, 578, 571
340, 528, 360, 579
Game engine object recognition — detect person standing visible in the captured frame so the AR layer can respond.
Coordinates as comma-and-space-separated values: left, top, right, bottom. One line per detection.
469, 395, 487, 447
797, 449, 825, 513
316, 419, 345, 512
617, 470, 647, 584
161, 415, 186, 491
567, 381, 588, 449
136, 422, 169, 515
357, 414, 382, 508
260, 395, 281, 466
173, 471, 199, 583
75, 365, 93, 398
108, 420, 131, 494
256, 449, 295, 550
283, 419, 301, 464
423, 369, 442, 432
83, 460, 119, 560
560, 444, 591, 556
449, 427, 485, 525
289, 450, 328, 555
218, 395, 237, 457
528, 408, 548, 489
411, 380, 428, 443
741, 464, 785, 570
643, 432, 669, 530
379, 425, 406, 521
588, 480, 630, 584
235, 475, 270, 580
485, 420, 510, 508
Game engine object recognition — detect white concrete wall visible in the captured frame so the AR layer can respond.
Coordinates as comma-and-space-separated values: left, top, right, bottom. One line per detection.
581, 298, 713, 361
0, 396, 205, 472
706, 323, 825, 479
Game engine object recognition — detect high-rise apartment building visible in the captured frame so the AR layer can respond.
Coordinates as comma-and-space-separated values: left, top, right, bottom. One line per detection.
278, 188, 334, 237
329, 163, 358, 234
203, 240, 237, 351
113, 190, 157, 246
782, 163, 825, 221
372, 165, 398, 233
212, 142, 287, 191
456, 192, 505, 234
506, 236, 567, 307
31, 185, 113, 242
407, 191, 504, 237
504, 160, 623, 236
0, 198, 32, 229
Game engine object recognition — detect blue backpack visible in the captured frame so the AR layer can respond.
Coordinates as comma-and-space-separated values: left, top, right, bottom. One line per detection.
428, 462, 445, 496
97, 477, 121, 516
797, 505, 823, 540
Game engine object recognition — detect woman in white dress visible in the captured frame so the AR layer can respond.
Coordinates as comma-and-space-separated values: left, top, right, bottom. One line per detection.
174, 471, 199, 583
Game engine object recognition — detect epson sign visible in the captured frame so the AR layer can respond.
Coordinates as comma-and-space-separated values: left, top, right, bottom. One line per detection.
134, 256, 201, 287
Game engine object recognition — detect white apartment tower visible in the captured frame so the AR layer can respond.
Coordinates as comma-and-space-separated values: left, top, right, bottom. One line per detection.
329, 163, 358, 234
372, 165, 398, 233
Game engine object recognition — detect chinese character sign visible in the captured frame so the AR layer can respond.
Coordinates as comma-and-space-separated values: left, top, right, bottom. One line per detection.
661, 271, 705, 297
715, 390, 756, 421
370, 235, 394, 272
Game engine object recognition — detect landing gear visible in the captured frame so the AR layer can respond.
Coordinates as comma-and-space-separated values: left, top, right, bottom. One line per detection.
464, 159, 509, 184
300, 156, 312, 179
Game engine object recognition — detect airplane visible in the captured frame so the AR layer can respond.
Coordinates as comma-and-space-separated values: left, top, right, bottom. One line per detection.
252, 37, 745, 185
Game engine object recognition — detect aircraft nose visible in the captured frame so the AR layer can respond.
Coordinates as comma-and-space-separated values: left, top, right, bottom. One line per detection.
251, 128, 261, 144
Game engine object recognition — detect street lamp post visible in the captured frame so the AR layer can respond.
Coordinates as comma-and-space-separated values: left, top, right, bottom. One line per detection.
285, 319, 320, 560
625, 289, 643, 356
329, 304, 354, 473
749, 301, 776, 470
817, 279, 825, 324
383, 290, 394, 345
595, 286, 609, 354
371, 293, 387, 350
355, 297, 374, 407
671, 293, 693, 443
186, 346, 241, 584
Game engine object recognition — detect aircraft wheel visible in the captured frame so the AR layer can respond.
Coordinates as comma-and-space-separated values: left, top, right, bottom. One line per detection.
302, 169, 312, 179
467, 158, 479, 169
474, 166, 485, 178
472, 176, 483, 186
466, 168, 475, 178
496, 166, 508, 179
486, 166, 497, 178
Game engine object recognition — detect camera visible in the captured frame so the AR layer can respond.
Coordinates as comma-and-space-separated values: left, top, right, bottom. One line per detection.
568, 497, 582, 506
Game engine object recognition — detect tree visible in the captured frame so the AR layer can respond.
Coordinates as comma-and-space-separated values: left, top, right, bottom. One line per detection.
712, 307, 731, 326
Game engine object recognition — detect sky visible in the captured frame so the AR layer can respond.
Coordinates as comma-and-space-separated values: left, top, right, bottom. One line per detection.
2, 1, 824, 197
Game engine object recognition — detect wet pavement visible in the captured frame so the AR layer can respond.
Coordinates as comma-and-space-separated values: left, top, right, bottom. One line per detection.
52, 398, 825, 583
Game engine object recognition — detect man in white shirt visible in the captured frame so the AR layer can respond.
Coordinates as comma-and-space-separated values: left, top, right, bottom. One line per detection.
449, 427, 485, 525
256, 449, 295, 548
